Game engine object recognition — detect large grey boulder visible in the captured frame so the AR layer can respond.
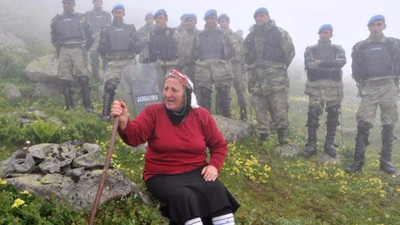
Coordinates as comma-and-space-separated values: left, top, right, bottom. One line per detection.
212, 115, 254, 142
25, 55, 58, 83
5, 169, 132, 210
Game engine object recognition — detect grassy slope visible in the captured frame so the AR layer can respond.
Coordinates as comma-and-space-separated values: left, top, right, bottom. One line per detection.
1, 73, 400, 224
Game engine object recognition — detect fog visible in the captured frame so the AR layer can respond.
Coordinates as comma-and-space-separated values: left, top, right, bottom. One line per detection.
2, 0, 400, 82
58, 1, 400, 78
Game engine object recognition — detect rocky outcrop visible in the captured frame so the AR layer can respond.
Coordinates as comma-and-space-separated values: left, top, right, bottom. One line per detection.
3, 83, 21, 99
0, 142, 146, 210
25, 55, 58, 83
212, 115, 254, 143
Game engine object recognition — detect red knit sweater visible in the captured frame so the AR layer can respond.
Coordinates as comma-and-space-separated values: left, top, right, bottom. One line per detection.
118, 103, 227, 181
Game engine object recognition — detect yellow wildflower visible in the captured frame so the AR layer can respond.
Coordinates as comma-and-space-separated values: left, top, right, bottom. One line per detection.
11, 198, 25, 208
0, 178, 7, 185
19, 190, 31, 195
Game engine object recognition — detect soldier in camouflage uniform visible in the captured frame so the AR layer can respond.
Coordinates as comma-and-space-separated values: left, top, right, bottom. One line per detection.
345, 15, 400, 174
175, 14, 200, 89
51, 0, 94, 112
85, 0, 111, 82
302, 24, 346, 158
243, 7, 295, 144
175, 14, 187, 33
98, 4, 140, 121
137, 13, 155, 64
218, 13, 248, 121
193, 9, 234, 118
148, 9, 179, 93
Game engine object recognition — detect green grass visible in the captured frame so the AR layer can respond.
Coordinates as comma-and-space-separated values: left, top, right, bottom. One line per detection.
1, 74, 400, 224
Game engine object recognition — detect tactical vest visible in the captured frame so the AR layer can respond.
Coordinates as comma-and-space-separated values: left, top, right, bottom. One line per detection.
245, 25, 285, 64
261, 26, 285, 62
105, 23, 135, 53
149, 27, 178, 62
198, 29, 225, 60
54, 13, 84, 43
86, 10, 110, 33
359, 40, 394, 79
306, 45, 342, 81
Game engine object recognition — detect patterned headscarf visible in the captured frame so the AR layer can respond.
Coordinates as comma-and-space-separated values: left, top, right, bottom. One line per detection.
165, 70, 199, 109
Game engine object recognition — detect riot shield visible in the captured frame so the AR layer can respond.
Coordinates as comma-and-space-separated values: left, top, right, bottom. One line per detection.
121, 62, 162, 118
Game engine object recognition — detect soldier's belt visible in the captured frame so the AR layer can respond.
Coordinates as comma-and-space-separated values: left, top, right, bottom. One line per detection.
361, 78, 395, 87
60, 43, 83, 49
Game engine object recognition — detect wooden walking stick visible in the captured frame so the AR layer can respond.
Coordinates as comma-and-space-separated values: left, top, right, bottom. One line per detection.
89, 116, 120, 225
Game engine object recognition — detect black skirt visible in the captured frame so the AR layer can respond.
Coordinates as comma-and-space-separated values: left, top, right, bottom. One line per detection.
146, 167, 240, 225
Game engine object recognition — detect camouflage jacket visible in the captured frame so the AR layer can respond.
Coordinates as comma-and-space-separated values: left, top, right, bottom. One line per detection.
243, 21, 295, 96
224, 29, 244, 63
243, 21, 295, 69
137, 23, 155, 63
175, 28, 200, 66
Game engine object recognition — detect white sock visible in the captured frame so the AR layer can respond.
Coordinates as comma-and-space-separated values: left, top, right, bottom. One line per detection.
184, 217, 203, 225
212, 213, 235, 225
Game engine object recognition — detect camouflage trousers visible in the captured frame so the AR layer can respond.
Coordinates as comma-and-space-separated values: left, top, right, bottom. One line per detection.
305, 79, 343, 111
104, 59, 135, 87
57, 46, 90, 81
89, 33, 107, 78
232, 61, 248, 109
252, 90, 288, 135
356, 78, 398, 126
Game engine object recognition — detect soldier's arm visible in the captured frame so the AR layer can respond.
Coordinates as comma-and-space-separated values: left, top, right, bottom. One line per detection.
351, 44, 362, 82
242, 33, 254, 66
279, 28, 295, 67
394, 39, 400, 76
82, 17, 94, 50
319, 45, 346, 69
97, 28, 107, 57
304, 46, 335, 74
131, 25, 141, 54
50, 17, 57, 47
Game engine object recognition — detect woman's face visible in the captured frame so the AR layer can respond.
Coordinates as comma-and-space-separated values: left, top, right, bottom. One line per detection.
163, 78, 185, 112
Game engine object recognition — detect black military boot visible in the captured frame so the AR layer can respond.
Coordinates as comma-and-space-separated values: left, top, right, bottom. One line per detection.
277, 128, 288, 145
259, 133, 269, 145
216, 86, 231, 118
240, 107, 248, 121
78, 76, 93, 112
63, 81, 74, 110
380, 124, 397, 174
100, 83, 116, 121
345, 121, 371, 173
303, 106, 321, 158
199, 87, 212, 112
324, 105, 340, 158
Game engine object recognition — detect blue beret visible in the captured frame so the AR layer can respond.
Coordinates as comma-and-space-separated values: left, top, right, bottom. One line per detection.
218, 13, 230, 22
112, 4, 124, 12
62, 0, 74, 3
145, 13, 153, 20
185, 13, 197, 21
181, 14, 188, 20
368, 14, 385, 26
254, 7, 269, 18
318, 24, 333, 34
155, 9, 167, 18
204, 9, 217, 20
